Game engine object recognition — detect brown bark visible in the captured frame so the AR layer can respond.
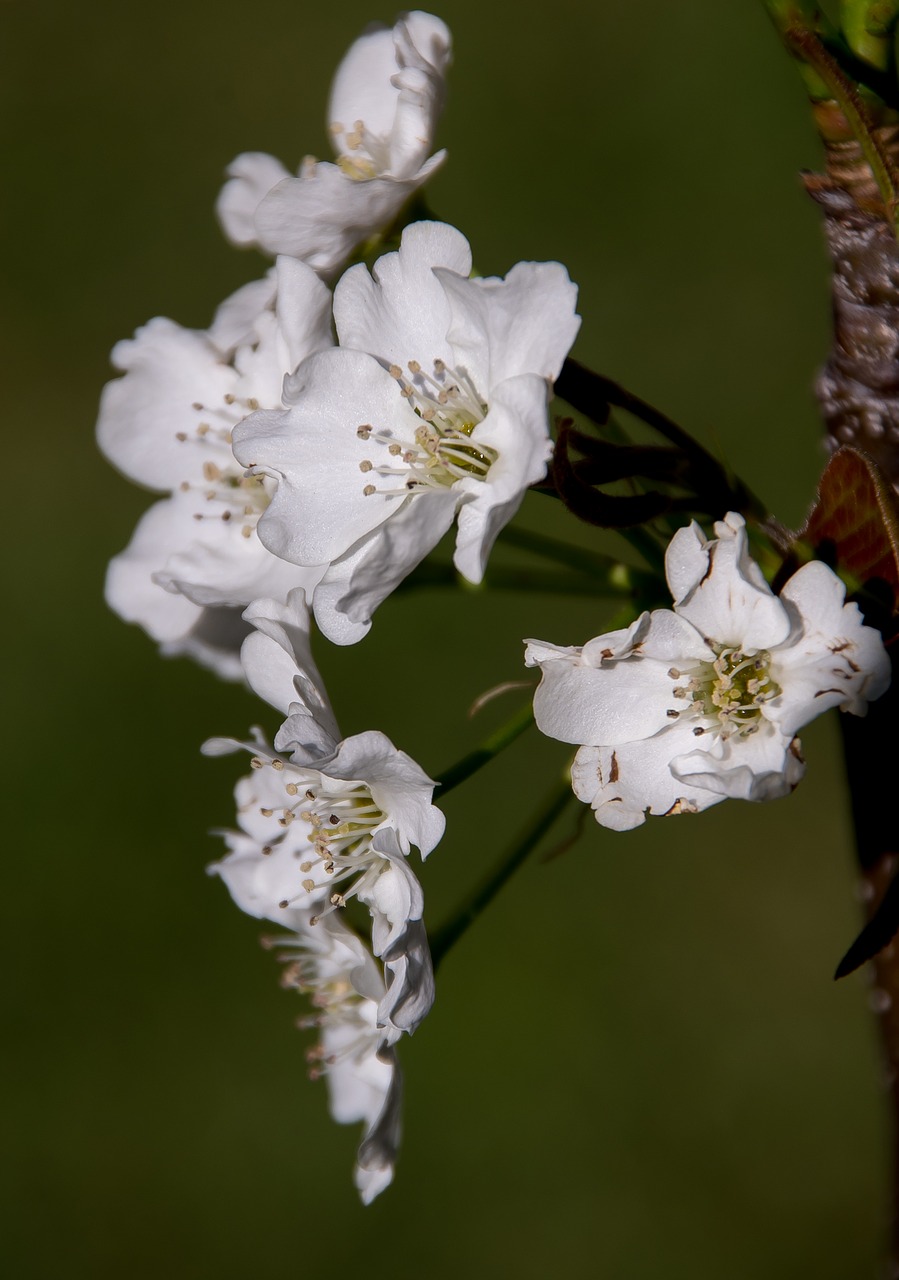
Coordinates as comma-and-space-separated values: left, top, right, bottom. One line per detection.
807, 123, 899, 1271
806, 126, 899, 484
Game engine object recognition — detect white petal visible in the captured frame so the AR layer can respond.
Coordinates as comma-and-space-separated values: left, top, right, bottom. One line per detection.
360, 843, 434, 1041
528, 609, 708, 746
105, 499, 205, 642
233, 350, 426, 566
240, 591, 338, 752
151, 489, 315, 610
312, 490, 457, 644
349, 1046, 402, 1205
97, 318, 236, 491
767, 560, 892, 733
273, 255, 335, 370
316, 730, 445, 857
671, 723, 804, 801
531, 651, 678, 746
334, 220, 471, 366
669, 513, 791, 651
571, 722, 723, 830
436, 259, 580, 393
207, 273, 277, 353
328, 24, 400, 149
452, 374, 552, 583
254, 163, 436, 277
216, 151, 292, 247
387, 12, 451, 177
210, 828, 325, 928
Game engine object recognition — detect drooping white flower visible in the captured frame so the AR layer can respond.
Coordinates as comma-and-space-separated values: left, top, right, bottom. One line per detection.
210, 830, 402, 1203
232, 221, 581, 643
217, 12, 451, 278
204, 589, 443, 1037
525, 512, 891, 830
97, 258, 331, 676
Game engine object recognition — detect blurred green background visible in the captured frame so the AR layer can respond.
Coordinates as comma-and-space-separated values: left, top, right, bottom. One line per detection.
2, 0, 890, 1275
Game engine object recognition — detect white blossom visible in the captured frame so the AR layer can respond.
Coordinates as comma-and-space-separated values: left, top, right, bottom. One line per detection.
204, 590, 443, 1038
210, 831, 402, 1203
217, 11, 451, 278
232, 221, 580, 643
97, 258, 331, 676
525, 512, 891, 830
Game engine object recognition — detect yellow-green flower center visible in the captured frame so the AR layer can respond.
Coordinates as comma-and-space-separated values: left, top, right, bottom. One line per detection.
670, 646, 781, 738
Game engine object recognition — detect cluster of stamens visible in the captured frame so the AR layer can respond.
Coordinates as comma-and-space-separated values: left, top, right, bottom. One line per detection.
666, 645, 781, 739
262, 937, 381, 1081
250, 756, 388, 921
176, 394, 270, 538
331, 117, 384, 179
356, 358, 496, 496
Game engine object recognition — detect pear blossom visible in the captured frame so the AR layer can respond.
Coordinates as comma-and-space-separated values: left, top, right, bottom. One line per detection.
525, 512, 891, 830
97, 258, 331, 676
232, 221, 581, 643
210, 829, 402, 1202
204, 589, 443, 1037
217, 12, 451, 278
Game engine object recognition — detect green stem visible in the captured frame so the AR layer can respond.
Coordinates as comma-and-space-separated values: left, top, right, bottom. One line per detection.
396, 560, 631, 598
763, 0, 839, 97
435, 702, 535, 797
495, 524, 660, 593
430, 780, 576, 968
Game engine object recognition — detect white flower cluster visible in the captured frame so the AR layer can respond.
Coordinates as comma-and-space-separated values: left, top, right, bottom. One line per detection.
204, 590, 444, 1200
527, 513, 891, 829
97, 10, 580, 1201
97, 7, 892, 1206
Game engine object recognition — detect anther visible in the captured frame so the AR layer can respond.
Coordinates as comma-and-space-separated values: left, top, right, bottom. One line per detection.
175, 432, 187, 442
356, 424, 372, 440
363, 484, 376, 496
359, 460, 373, 473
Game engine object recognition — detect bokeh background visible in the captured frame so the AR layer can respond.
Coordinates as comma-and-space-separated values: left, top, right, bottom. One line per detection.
3, 1, 890, 1275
